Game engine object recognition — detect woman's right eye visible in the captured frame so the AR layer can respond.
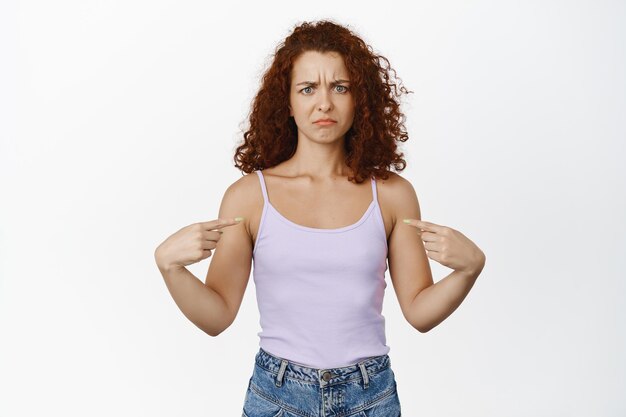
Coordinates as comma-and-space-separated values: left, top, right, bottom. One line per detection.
301, 86, 313, 94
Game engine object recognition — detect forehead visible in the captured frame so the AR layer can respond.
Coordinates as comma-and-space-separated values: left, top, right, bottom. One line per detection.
290, 51, 349, 80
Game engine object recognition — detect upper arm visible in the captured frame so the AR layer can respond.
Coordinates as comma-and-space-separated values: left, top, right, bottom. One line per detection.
386, 174, 434, 329
204, 175, 255, 329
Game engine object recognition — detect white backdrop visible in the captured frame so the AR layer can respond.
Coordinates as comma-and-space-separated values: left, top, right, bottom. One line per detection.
1, 1, 624, 416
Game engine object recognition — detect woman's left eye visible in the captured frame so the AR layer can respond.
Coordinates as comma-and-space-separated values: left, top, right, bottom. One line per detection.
300, 85, 349, 94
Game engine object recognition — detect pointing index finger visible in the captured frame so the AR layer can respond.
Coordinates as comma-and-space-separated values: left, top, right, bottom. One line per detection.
205, 217, 244, 231
413, 220, 440, 232
403, 219, 437, 232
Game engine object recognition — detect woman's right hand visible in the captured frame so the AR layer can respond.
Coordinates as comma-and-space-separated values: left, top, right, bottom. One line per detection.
154, 218, 243, 271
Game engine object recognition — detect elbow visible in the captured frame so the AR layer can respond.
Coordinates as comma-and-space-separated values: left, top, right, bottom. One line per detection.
203, 307, 237, 337
199, 320, 228, 337
409, 318, 430, 333
205, 326, 226, 337
205, 329, 221, 337
204, 316, 234, 337
407, 307, 430, 333
417, 325, 431, 333
409, 313, 433, 333
414, 323, 431, 333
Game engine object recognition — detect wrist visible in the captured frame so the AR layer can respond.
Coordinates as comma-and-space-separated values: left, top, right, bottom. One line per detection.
154, 248, 184, 274
458, 255, 485, 278
158, 261, 186, 275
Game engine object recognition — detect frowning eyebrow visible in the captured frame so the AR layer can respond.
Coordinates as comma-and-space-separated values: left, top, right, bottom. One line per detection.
295, 79, 350, 86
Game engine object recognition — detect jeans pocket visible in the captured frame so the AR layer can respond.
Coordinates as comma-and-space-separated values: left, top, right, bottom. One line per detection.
242, 384, 285, 417
359, 388, 401, 417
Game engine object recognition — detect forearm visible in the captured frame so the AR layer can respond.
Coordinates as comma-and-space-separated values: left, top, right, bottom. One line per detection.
409, 267, 482, 333
157, 263, 231, 337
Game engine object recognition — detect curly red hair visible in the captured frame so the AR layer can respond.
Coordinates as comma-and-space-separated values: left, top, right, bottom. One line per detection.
233, 19, 413, 184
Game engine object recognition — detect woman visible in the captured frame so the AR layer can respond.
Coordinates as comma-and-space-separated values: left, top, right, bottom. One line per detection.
155, 19, 485, 417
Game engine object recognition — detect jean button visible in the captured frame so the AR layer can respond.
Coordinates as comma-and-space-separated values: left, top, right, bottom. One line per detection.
322, 371, 332, 381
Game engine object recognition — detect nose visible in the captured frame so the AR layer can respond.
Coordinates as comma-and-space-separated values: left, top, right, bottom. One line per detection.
317, 89, 333, 112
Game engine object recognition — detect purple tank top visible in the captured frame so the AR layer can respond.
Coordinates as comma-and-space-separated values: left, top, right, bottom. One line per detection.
251, 169, 390, 368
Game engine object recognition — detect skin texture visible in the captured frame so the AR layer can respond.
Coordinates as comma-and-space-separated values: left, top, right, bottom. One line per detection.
203, 51, 485, 335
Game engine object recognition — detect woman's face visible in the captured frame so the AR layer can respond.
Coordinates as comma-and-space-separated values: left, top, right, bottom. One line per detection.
288, 50, 355, 144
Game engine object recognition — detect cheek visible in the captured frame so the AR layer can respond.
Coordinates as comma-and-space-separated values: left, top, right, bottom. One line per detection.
290, 101, 306, 115
345, 106, 355, 122
344, 98, 355, 116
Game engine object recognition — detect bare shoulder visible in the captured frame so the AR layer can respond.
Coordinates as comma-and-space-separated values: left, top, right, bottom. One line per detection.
220, 172, 262, 237
375, 171, 414, 188
375, 171, 421, 228
223, 171, 259, 201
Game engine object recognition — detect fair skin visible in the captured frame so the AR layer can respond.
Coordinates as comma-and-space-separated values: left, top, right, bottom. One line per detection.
200, 50, 485, 336
285, 50, 355, 179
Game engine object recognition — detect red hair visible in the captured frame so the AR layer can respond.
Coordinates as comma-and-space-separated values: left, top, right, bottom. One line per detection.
233, 19, 413, 184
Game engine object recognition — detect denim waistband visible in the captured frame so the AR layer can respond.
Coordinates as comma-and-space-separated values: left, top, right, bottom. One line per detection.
254, 347, 392, 388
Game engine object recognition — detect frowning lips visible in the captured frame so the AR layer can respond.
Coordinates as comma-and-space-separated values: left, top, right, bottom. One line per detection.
314, 118, 337, 123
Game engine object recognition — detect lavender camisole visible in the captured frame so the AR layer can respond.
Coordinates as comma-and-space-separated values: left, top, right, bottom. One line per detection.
251, 169, 391, 368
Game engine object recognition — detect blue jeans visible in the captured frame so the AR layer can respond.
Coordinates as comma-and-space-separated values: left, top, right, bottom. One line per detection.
242, 347, 402, 417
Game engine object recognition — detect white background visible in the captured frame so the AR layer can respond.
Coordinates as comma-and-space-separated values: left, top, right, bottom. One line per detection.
1, 1, 625, 416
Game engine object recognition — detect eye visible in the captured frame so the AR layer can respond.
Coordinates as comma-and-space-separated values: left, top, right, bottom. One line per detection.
301, 86, 313, 94
335, 85, 349, 93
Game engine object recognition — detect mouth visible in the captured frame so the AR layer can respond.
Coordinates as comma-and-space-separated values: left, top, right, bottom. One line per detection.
314, 119, 337, 125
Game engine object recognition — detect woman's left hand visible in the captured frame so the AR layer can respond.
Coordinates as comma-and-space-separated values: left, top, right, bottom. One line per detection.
403, 219, 486, 276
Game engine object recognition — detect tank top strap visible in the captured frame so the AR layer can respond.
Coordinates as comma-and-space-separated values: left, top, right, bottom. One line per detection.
255, 170, 269, 203
370, 176, 378, 205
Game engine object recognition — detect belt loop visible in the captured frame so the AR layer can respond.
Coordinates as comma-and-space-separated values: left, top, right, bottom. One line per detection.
275, 359, 288, 387
358, 362, 370, 389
